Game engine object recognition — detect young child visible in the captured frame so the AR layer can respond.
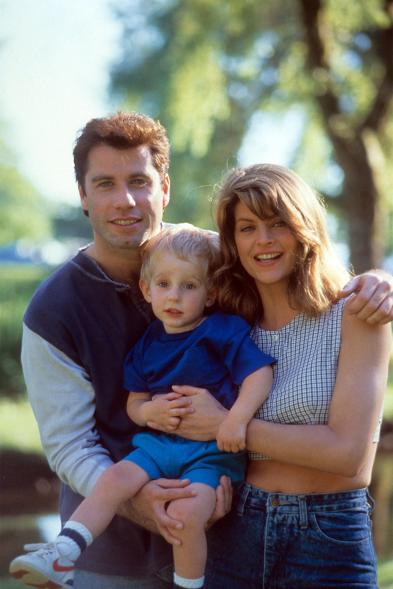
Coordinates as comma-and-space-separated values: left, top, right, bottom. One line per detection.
10, 225, 274, 589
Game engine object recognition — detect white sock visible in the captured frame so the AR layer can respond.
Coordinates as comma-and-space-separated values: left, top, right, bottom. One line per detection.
56, 520, 93, 562
173, 573, 205, 588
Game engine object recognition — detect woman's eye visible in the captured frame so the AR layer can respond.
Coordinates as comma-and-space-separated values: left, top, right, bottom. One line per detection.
239, 225, 254, 232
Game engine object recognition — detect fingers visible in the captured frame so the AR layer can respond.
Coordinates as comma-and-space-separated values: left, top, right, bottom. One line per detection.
363, 294, 393, 325
168, 398, 195, 417
218, 475, 233, 514
172, 385, 208, 396
154, 392, 183, 401
152, 503, 183, 545
345, 281, 392, 323
148, 479, 196, 545
206, 475, 233, 528
155, 478, 191, 489
338, 275, 359, 298
340, 271, 393, 325
217, 438, 245, 452
146, 420, 167, 432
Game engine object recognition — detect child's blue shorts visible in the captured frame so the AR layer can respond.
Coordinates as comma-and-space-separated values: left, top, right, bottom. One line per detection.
124, 432, 247, 489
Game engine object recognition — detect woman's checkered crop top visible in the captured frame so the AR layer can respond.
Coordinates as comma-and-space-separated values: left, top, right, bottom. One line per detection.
249, 297, 381, 461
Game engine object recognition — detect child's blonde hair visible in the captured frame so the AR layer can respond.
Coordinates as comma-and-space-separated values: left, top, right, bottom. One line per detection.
215, 164, 350, 324
140, 224, 222, 289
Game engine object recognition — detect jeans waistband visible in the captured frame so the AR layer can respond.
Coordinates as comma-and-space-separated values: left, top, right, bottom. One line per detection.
236, 482, 372, 520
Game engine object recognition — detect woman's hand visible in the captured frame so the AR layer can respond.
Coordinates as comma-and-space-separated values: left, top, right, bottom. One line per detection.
340, 270, 393, 324
166, 385, 228, 441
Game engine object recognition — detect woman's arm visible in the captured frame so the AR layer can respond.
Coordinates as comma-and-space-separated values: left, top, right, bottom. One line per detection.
246, 310, 391, 475
174, 313, 391, 476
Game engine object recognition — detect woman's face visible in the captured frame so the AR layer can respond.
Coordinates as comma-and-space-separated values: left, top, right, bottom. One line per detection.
233, 200, 298, 291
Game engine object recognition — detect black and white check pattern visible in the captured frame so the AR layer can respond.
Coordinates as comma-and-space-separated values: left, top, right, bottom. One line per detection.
249, 298, 346, 460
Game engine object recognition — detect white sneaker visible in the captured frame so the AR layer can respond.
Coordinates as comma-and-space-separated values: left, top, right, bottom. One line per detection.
9, 542, 74, 588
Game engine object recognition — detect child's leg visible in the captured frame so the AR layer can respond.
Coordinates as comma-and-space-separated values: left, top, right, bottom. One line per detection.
58, 460, 149, 560
71, 460, 149, 537
166, 483, 216, 588
9, 460, 150, 588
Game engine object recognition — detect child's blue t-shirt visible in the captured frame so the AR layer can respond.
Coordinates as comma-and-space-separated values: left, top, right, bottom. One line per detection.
123, 312, 275, 410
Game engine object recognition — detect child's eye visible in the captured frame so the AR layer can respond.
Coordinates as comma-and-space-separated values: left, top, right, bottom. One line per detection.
184, 283, 196, 290
157, 280, 169, 288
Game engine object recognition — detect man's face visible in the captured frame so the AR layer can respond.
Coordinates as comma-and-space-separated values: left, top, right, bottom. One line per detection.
79, 143, 170, 253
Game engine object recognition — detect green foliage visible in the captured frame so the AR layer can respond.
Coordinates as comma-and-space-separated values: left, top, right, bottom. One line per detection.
110, 0, 393, 266
0, 265, 49, 398
0, 164, 52, 245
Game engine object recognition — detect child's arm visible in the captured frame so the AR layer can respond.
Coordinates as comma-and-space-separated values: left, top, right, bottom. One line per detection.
216, 365, 273, 453
127, 391, 193, 432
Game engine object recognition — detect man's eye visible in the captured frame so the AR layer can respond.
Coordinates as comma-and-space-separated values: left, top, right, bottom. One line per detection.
97, 181, 113, 188
130, 178, 147, 187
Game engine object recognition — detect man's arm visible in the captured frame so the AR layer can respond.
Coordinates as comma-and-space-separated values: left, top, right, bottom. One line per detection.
22, 324, 114, 496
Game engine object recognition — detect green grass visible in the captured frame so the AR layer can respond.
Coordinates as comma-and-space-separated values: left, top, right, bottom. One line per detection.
0, 399, 41, 452
379, 559, 393, 589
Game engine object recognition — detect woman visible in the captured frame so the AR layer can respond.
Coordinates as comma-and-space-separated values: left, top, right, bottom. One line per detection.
199, 164, 392, 588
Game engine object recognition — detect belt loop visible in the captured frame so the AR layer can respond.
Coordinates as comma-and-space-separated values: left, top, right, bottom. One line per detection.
366, 489, 375, 513
298, 495, 308, 529
236, 483, 250, 516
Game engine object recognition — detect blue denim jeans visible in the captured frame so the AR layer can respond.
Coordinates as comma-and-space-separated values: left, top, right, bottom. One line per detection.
205, 483, 377, 589
73, 564, 172, 588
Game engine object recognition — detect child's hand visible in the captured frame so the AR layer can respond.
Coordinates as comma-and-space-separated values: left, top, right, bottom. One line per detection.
216, 417, 247, 453
144, 393, 194, 432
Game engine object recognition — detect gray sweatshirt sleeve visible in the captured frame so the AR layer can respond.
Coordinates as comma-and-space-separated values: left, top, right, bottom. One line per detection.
21, 324, 114, 497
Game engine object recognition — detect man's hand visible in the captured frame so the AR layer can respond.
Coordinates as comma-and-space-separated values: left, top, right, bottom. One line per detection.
206, 475, 233, 529
144, 392, 194, 432
216, 417, 247, 453
339, 270, 393, 325
118, 478, 195, 545
166, 385, 228, 441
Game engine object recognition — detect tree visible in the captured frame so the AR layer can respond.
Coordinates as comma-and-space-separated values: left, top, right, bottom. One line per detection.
0, 139, 52, 244
110, 0, 393, 271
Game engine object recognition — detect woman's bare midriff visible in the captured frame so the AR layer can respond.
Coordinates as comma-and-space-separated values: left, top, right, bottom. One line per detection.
247, 452, 376, 495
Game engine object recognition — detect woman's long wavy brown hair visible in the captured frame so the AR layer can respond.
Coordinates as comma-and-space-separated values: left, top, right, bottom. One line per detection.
215, 164, 350, 324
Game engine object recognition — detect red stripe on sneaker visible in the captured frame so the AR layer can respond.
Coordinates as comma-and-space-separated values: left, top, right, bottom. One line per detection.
53, 558, 74, 572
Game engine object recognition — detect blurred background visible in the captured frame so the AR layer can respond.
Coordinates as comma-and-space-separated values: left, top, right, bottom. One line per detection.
0, 0, 392, 586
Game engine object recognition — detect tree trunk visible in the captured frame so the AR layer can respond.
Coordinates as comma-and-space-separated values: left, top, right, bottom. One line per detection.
335, 133, 385, 272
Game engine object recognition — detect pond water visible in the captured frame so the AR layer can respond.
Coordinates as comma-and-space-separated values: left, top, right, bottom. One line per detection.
0, 513, 60, 578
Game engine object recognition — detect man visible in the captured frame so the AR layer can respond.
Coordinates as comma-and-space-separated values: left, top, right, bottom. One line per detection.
15, 112, 393, 588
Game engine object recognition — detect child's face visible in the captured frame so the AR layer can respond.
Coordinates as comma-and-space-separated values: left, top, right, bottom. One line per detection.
140, 251, 215, 333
